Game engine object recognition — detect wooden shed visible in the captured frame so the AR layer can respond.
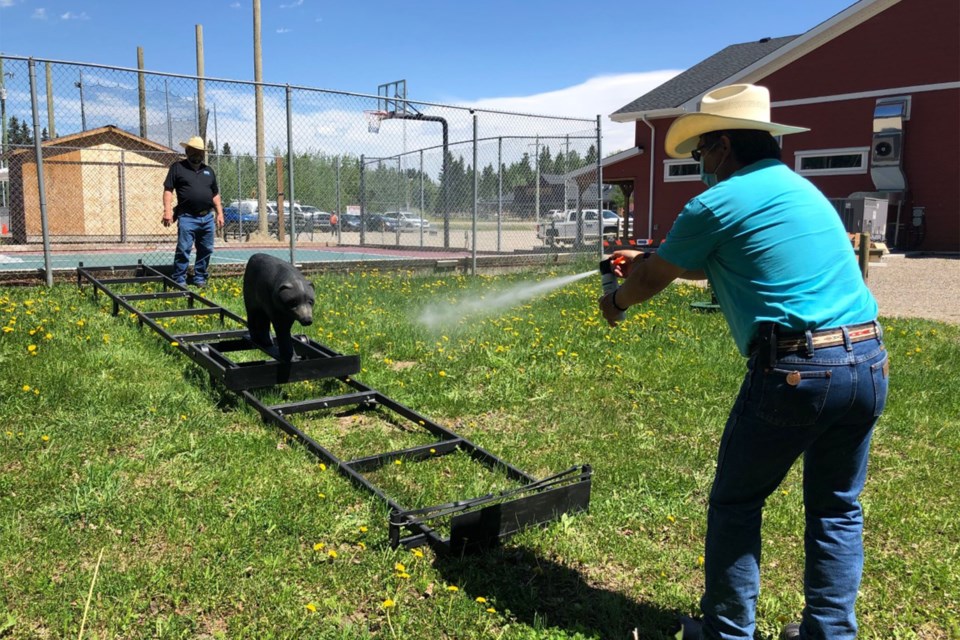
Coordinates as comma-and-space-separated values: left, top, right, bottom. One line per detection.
7, 126, 178, 244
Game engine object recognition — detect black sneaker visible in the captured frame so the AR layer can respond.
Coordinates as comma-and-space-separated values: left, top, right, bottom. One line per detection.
675, 615, 701, 640
780, 622, 800, 639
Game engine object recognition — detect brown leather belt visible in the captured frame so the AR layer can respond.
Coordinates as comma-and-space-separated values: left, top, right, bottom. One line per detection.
776, 322, 879, 353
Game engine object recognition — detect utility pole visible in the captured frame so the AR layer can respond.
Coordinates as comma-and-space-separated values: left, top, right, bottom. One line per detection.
137, 47, 147, 138
74, 70, 87, 131
196, 24, 207, 140
253, 0, 268, 237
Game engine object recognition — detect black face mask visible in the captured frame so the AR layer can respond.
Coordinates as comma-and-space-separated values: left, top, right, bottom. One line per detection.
187, 152, 204, 166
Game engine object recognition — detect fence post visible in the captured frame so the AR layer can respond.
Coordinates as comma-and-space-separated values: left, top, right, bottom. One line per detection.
359, 155, 366, 246
335, 155, 341, 242
29, 59, 53, 286
471, 112, 478, 275
285, 84, 296, 264
858, 232, 870, 280
497, 136, 502, 253
596, 114, 603, 259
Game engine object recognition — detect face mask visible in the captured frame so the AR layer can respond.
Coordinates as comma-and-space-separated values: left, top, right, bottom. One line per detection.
700, 157, 718, 188
187, 152, 204, 167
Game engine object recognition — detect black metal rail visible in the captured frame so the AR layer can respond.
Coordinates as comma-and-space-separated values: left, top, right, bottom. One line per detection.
77, 262, 591, 553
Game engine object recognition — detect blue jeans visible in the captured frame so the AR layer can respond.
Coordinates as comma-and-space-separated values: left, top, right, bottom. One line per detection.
172, 212, 215, 285
700, 324, 889, 639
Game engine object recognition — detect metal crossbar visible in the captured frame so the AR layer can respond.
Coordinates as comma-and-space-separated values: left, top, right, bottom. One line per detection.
76, 262, 592, 553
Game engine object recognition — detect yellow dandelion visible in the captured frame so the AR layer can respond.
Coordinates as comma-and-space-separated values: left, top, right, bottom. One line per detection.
313, 542, 325, 551
305, 603, 317, 612
438, 370, 447, 377
429, 448, 436, 454
382, 599, 396, 609
394, 459, 402, 466
698, 555, 705, 566
411, 549, 424, 558
446, 585, 458, 592
27, 344, 37, 353
486, 607, 496, 614
475, 597, 487, 604
397, 572, 410, 579
358, 526, 368, 533
394, 562, 406, 572
44, 333, 52, 340
180, 415, 187, 421
357, 542, 366, 550
327, 549, 337, 559
22, 385, 30, 392
317, 492, 326, 499
318, 463, 327, 471
41, 435, 50, 442
667, 514, 676, 523
170, 341, 179, 347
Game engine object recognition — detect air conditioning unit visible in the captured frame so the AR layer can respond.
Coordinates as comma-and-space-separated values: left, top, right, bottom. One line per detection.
871, 131, 903, 166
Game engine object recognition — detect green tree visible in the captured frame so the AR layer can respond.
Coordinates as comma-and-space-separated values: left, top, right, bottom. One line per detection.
221, 142, 232, 156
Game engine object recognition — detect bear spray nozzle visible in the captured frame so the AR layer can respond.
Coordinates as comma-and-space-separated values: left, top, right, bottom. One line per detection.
599, 257, 626, 322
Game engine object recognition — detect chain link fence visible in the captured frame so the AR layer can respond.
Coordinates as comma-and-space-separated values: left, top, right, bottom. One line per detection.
0, 56, 606, 284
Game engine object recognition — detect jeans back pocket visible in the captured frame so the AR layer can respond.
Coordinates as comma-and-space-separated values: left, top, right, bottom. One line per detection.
756, 367, 832, 427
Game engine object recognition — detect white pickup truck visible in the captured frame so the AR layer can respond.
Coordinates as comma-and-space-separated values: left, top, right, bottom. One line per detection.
536, 209, 624, 246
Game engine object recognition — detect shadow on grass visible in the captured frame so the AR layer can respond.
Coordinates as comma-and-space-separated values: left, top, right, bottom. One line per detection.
433, 546, 682, 639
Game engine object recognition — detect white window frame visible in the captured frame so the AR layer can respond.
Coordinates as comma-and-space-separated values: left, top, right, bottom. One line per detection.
794, 147, 870, 176
663, 159, 701, 182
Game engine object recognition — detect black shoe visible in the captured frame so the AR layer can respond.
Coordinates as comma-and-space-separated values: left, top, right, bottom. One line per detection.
675, 615, 701, 640
780, 622, 800, 639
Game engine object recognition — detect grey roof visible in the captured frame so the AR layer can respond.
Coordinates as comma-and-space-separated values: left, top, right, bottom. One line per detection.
612, 35, 799, 115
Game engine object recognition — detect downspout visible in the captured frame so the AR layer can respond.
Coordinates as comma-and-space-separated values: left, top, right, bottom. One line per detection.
641, 114, 655, 240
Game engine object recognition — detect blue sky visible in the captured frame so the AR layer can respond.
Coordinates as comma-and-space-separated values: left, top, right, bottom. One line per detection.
0, 0, 856, 151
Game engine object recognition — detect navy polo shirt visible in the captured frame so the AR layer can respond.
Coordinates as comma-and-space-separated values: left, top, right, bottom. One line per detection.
163, 160, 220, 217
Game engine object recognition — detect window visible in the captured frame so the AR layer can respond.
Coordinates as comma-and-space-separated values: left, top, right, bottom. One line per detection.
795, 148, 869, 176
664, 159, 701, 182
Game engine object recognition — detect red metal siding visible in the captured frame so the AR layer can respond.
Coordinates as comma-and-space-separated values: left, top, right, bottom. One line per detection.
620, 0, 960, 251
763, 0, 960, 99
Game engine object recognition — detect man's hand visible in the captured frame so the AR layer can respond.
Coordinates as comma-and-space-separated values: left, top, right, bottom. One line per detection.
215, 211, 225, 230
599, 290, 625, 327
162, 210, 174, 227
610, 249, 647, 277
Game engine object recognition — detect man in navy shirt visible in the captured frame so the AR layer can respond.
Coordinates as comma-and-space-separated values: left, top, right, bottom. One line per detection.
162, 136, 225, 287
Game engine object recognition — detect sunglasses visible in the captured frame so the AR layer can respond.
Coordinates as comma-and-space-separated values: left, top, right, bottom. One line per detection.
691, 141, 718, 162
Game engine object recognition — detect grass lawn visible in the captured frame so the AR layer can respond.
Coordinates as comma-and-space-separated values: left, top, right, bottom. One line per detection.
1, 262, 958, 639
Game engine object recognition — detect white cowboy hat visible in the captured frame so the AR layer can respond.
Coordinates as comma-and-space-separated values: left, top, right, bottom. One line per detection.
664, 84, 809, 159
180, 136, 206, 152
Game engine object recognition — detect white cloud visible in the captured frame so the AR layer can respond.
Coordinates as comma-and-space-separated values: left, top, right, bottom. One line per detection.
461, 70, 682, 155
276, 27, 292, 33
32, 7, 47, 19
60, 11, 90, 20
229, 1, 240, 7
0, 0, 16, 9
279, 0, 303, 7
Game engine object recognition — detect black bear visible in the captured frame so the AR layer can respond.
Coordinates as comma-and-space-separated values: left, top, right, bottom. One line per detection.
243, 253, 315, 361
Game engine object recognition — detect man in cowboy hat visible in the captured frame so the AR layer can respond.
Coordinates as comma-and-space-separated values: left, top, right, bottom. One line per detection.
162, 136, 225, 287
599, 84, 887, 640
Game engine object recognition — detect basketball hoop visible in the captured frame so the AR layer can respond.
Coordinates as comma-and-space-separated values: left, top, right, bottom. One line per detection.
365, 110, 390, 134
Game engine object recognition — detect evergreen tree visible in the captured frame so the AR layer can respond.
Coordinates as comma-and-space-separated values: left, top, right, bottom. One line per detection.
6, 116, 19, 145
18, 119, 33, 146
222, 142, 232, 156
41, 128, 49, 142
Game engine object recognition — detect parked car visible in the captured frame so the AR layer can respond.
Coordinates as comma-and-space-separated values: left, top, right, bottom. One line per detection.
340, 213, 363, 232
365, 213, 399, 232
382, 211, 430, 231
299, 205, 332, 232
222, 206, 258, 242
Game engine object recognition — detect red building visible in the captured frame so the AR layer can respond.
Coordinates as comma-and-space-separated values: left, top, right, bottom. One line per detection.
607, 0, 959, 251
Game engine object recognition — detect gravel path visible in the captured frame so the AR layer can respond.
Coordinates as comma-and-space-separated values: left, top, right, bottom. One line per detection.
866, 254, 960, 325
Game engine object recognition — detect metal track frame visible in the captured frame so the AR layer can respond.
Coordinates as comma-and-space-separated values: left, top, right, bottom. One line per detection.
77, 262, 591, 553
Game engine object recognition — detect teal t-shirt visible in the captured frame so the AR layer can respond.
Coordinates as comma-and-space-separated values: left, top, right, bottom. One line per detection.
657, 159, 878, 356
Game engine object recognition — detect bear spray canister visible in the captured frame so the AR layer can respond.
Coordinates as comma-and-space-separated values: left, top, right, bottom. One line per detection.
599, 257, 625, 322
